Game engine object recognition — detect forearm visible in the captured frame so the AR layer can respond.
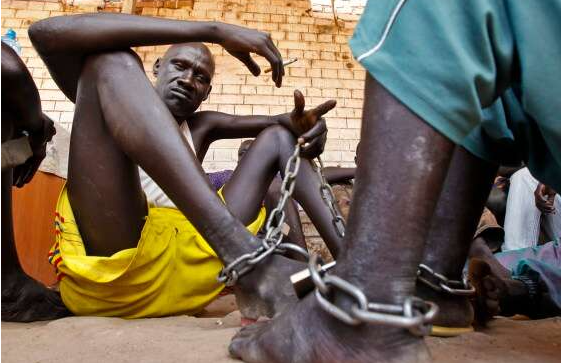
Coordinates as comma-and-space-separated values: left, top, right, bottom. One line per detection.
29, 13, 222, 55
208, 112, 290, 140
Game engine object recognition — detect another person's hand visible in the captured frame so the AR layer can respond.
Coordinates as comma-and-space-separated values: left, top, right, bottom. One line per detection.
13, 113, 56, 187
281, 90, 336, 159
534, 183, 556, 214
218, 23, 284, 87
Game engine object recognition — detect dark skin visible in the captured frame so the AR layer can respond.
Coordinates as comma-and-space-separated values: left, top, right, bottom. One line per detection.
30, 13, 343, 320
468, 238, 561, 322
238, 140, 307, 251
415, 146, 497, 327
1, 42, 70, 322
230, 75, 456, 363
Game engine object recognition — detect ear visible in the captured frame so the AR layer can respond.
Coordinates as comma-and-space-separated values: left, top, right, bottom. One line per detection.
153, 58, 162, 77
203, 85, 212, 101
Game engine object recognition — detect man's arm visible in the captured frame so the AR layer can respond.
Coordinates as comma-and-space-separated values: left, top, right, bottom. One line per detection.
29, 13, 284, 102
193, 90, 336, 159
1, 42, 43, 135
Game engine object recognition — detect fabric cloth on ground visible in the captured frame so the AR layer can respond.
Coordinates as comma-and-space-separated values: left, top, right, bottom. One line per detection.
495, 240, 561, 308
207, 170, 234, 191
49, 185, 266, 318
503, 167, 561, 251
349, 0, 561, 191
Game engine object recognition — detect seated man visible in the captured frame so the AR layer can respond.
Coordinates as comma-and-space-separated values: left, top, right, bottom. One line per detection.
229, 1, 560, 362
1, 42, 69, 321
29, 13, 344, 320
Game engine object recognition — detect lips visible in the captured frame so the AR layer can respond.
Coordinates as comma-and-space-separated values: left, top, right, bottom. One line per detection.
170, 87, 192, 101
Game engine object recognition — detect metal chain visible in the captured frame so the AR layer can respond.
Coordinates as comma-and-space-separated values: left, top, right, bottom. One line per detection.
217, 143, 310, 286
417, 264, 475, 296
314, 156, 346, 238
309, 255, 438, 336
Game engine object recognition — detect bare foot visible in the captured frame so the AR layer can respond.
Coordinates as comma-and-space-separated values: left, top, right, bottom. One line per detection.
233, 254, 304, 320
415, 282, 473, 329
229, 293, 430, 363
2, 271, 71, 322
468, 258, 527, 324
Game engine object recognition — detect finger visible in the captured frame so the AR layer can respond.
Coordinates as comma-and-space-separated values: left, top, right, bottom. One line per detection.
299, 118, 327, 143
292, 90, 305, 117
266, 38, 284, 80
14, 166, 28, 188
259, 41, 282, 87
236, 52, 261, 76
301, 132, 327, 159
23, 162, 40, 185
311, 99, 337, 118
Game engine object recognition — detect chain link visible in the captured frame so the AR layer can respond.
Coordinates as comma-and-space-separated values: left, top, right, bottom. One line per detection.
417, 264, 475, 296
314, 156, 346, 238
218, 143, 310, 286
309, 255, 438, 335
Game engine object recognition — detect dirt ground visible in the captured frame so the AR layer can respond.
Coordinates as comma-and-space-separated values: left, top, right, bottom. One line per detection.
2, 296, 560, 363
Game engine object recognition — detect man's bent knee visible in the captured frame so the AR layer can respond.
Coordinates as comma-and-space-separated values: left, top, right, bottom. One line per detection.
83, 50, 144, 81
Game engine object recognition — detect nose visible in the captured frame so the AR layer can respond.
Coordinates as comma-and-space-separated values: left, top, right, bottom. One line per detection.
177, 70, 195, 90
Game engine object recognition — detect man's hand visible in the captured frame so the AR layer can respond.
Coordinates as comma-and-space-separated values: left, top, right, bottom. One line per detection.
218, 23, 284, 87
534, 183, 557, 214
13, 114, 56, 187
280, 90, 336, 159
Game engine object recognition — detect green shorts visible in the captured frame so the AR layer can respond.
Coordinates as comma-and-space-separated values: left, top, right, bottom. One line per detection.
349, 0, 561, 191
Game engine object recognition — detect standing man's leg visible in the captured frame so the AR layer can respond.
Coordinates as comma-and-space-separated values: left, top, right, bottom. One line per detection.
416, 146, 497, 330
229, 76, 454, 362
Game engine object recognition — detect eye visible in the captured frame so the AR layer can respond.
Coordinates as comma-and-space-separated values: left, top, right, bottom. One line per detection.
172, 62, 184, 71
196, 74, 209, 83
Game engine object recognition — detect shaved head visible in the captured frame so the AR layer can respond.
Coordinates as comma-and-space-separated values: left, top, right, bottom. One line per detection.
163, 42, 215, 77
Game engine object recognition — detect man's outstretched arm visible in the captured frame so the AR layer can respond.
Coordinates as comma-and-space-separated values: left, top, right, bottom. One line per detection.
192, 91, 335, 160
29, 13, 284, 102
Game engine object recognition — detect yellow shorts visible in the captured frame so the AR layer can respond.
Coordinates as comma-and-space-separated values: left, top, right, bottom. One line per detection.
49, 186, 266, 319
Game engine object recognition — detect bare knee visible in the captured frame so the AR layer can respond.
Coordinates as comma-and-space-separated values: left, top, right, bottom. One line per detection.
83, 50, 144, 81
255, 125, 297, 154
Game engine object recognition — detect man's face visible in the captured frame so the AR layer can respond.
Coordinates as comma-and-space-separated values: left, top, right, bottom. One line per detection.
154, 45, 214, 120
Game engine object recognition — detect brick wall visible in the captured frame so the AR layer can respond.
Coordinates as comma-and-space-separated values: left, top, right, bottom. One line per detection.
1, 0, 365, 171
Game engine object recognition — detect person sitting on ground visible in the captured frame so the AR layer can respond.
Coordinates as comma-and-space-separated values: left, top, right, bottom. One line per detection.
503, 167, 560, 251
469, 237, 561, 322
1, 42, 70, 322
228, 1, 560, 362
29, 13, 344, 321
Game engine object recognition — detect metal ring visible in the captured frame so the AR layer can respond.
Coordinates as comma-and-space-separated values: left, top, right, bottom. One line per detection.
308, 254, 329, 295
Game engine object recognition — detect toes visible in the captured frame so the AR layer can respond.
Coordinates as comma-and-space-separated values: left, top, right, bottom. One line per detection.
229, 322, 269, 362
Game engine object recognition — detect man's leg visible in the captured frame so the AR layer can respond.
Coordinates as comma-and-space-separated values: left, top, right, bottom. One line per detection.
2, 123, 70, 322
229, 75, 454, 363
221, 125, 344, 318
416, 147, 496, 328
223, 125, 344, 257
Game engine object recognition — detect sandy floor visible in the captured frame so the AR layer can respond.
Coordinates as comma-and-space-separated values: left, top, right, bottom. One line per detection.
2, 296, 560, 363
